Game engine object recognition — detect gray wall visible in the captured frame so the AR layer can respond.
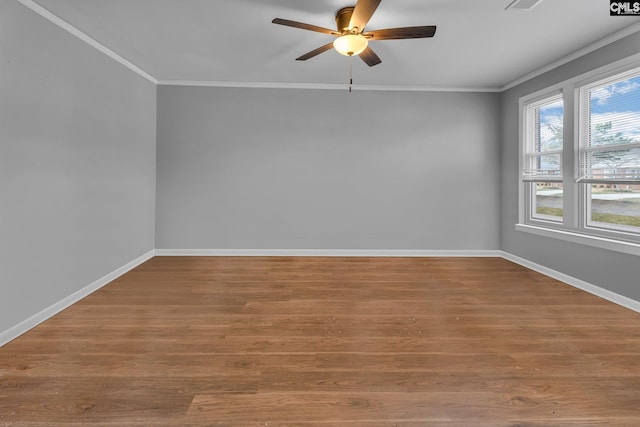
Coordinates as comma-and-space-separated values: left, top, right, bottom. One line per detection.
0, 2, 157, 333
500, 31, 640, 301
156, 86, 500, 250
4, 0, 637, 339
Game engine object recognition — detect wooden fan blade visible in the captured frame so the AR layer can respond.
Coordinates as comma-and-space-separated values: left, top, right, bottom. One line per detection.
359, 46, 382, 67
296, 42, 335, 61
365, 26, 437, 40
272, 18, 337, 35
349, 0, 382, 31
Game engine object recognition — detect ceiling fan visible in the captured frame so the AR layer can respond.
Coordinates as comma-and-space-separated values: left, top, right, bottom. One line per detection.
272, 0, 436, 67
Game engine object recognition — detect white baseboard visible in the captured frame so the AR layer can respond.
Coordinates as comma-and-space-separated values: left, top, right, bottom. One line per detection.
3, 248, 638, 347
0, 249, 155, 347
501, 251, 640, 314
154, 249, 503, 257
155, 249, 640, 314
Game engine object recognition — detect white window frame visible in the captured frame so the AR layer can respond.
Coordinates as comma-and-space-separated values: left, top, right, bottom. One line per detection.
517, 53, 640, 257
520, 90, 565, 227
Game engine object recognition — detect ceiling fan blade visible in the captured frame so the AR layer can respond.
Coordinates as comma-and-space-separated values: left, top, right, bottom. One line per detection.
349, 0, 382, 31
296, 42, 335, 61
365, 26, 437, 40
359, 46, 382, 67
272, 18, 337, 35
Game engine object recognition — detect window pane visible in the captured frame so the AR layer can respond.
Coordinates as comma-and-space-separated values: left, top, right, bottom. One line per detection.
589, 75, 640, 148
524, 153, 562, 180
523, 94, 563, 184
536, 99, 563, 152
581, 72, 640, 182
583, 147, 640, 181
535, 153, 562, 171
534, 183, 563, 220
588, 184, 640, 230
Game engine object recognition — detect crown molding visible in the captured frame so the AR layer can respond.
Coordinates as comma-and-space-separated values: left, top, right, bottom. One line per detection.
16, 0, 640, 93
16, 0, 157, 84
156, 80, 501, 93
501, 21, 640, 91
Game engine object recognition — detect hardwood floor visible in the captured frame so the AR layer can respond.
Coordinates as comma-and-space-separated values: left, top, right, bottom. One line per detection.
1, 256, 640, 426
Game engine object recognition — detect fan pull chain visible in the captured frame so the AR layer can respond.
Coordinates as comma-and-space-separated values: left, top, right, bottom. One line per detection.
349, 55, 353, 93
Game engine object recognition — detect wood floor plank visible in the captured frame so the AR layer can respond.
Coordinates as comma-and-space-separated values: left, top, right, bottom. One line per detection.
19, 321, 640, 341
1, 256, 640, 425
186, 390, 640, 423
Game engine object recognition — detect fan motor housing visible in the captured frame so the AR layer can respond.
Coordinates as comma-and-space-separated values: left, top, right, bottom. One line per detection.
336, 7, 355, 32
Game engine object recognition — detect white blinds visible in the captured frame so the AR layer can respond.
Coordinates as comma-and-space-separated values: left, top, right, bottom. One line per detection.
578, 69, 640, 183
522, 94, 563, 182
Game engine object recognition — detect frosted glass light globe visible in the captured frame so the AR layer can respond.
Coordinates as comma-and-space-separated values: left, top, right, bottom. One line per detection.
333, 34, 368, 56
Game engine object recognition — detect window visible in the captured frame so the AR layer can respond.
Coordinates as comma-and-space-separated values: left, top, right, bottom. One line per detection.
519, 59, 640, 255
578, 71, 640, 234
522, 94, 564, 223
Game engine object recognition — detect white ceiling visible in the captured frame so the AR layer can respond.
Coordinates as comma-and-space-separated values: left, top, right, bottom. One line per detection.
25, 0, 640, 90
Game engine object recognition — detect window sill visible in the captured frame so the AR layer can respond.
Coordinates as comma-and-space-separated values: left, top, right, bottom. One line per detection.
515, 223, 640, 257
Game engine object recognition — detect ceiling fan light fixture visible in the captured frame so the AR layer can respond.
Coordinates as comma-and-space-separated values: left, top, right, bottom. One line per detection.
333, 34, 368, 56
273, 0, 436, 66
